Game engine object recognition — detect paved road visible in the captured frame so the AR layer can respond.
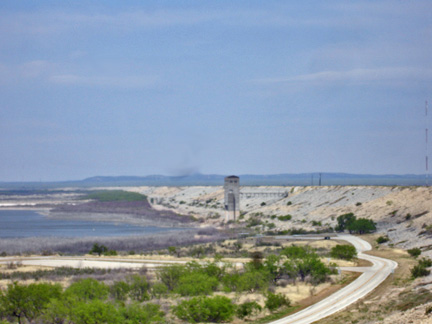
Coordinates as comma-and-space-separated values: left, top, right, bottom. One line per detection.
268, 234, 398, 324
0, 234, 397, 324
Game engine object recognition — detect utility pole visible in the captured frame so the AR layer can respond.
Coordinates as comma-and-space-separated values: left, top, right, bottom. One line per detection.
426, 101, 429, 186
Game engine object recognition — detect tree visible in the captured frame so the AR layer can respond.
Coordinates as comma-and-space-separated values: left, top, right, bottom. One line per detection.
347, 218, 376, 234
236, 301, 262, 320
127, 275, 150, 302
236, 270, 269, 293
0, 282, 62, 324
65, 278, 109, 301
119, 302, 165, 324
156, 264, 185, 291
336, 213, 356, 232
175, 273, 218, 296
71, 300, 122, 324
110, 281, 130, 302
281, 245, 313, 259
265, 292, 290, 312
173, 296, 235, 323
90, 243, 108, 256
330, 245, 357, 261
264, 254, 281, 282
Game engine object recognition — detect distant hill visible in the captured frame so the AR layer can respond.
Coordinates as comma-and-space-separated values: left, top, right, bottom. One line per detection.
0, 173, 429, 189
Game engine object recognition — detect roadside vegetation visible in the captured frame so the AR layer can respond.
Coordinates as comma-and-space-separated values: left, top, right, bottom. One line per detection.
0, 240, 348, 323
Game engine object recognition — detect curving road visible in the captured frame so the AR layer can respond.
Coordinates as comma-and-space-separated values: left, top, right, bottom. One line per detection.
0, 234, 397, 324
268, 234, 398, 324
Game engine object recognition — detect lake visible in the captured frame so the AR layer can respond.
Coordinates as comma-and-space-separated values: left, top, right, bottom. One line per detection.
0, 209, 183, 238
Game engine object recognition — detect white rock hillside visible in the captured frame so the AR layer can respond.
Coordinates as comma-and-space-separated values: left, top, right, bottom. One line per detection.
127, 186, 432, 256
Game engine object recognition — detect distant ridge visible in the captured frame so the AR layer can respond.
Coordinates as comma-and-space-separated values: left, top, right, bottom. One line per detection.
0, 173, 428, 189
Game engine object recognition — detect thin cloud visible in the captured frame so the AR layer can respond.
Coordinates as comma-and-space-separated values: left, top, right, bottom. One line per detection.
252, 67, 432, 86
49, 74, 161, 89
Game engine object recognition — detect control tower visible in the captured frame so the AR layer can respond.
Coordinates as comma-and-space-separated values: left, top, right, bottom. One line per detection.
224, 175, 240, 222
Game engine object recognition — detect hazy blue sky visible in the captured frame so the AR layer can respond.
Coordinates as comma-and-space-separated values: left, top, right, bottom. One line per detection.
1, 1, 431, 181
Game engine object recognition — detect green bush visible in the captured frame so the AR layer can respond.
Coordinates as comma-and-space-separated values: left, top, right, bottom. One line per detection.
376, 236, 389, 244
175, 273, 218, 296
278, 215, 292, 221
119, 302, 165, 324
407, 248, 422, 258
0, 282, 62, 323
71, 300, 121, 324
418, 258, 432, 268
281, 245, 312, 259
265, 292, 290, 312
411, 264, 430, 278
127, 275, 150, 302
90, 243, 108, 256
66, 278, 109, 301
330, 245, 357, 261
110, 281, 130, 302
236, 301, 262, 319
156, 265, 185, 291
173, 296, 235, 323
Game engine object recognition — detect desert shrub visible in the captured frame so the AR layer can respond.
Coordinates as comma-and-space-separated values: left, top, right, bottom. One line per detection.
110, 281, 130, 302
330, 245, 357, 261
376, 236, 389, 244
247, 217, 263, 227
265, 292, 290, 312
261, 202, 266, 206
407, 248, 421, 258
278, 215, 292, 221
156, 265, 186, 291
0, 282, 62, 323
311, 221, 322, 226
151, 282, 168, 298
127, 275, 150, 302
236, 301, 262, 319
418, 258, 432, 268
89, 243, 108, 256
281, 245, 312, 259
236, 270, 269, 293
287, 201, 292, 206
175, 273, 218, 296
65, 278, 109, 301
173, 296, 235, 323
119, 302, 165, 324
411, 264, 430, 278
70, 299, 122, 324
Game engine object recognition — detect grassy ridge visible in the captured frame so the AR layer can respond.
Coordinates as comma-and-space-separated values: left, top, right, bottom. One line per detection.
84, 190, 147, 202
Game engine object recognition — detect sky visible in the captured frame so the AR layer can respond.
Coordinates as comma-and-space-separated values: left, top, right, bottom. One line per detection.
1, 0, 432, 181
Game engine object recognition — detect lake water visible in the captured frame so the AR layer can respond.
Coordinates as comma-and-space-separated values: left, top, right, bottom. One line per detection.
0, 210, 183, 238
